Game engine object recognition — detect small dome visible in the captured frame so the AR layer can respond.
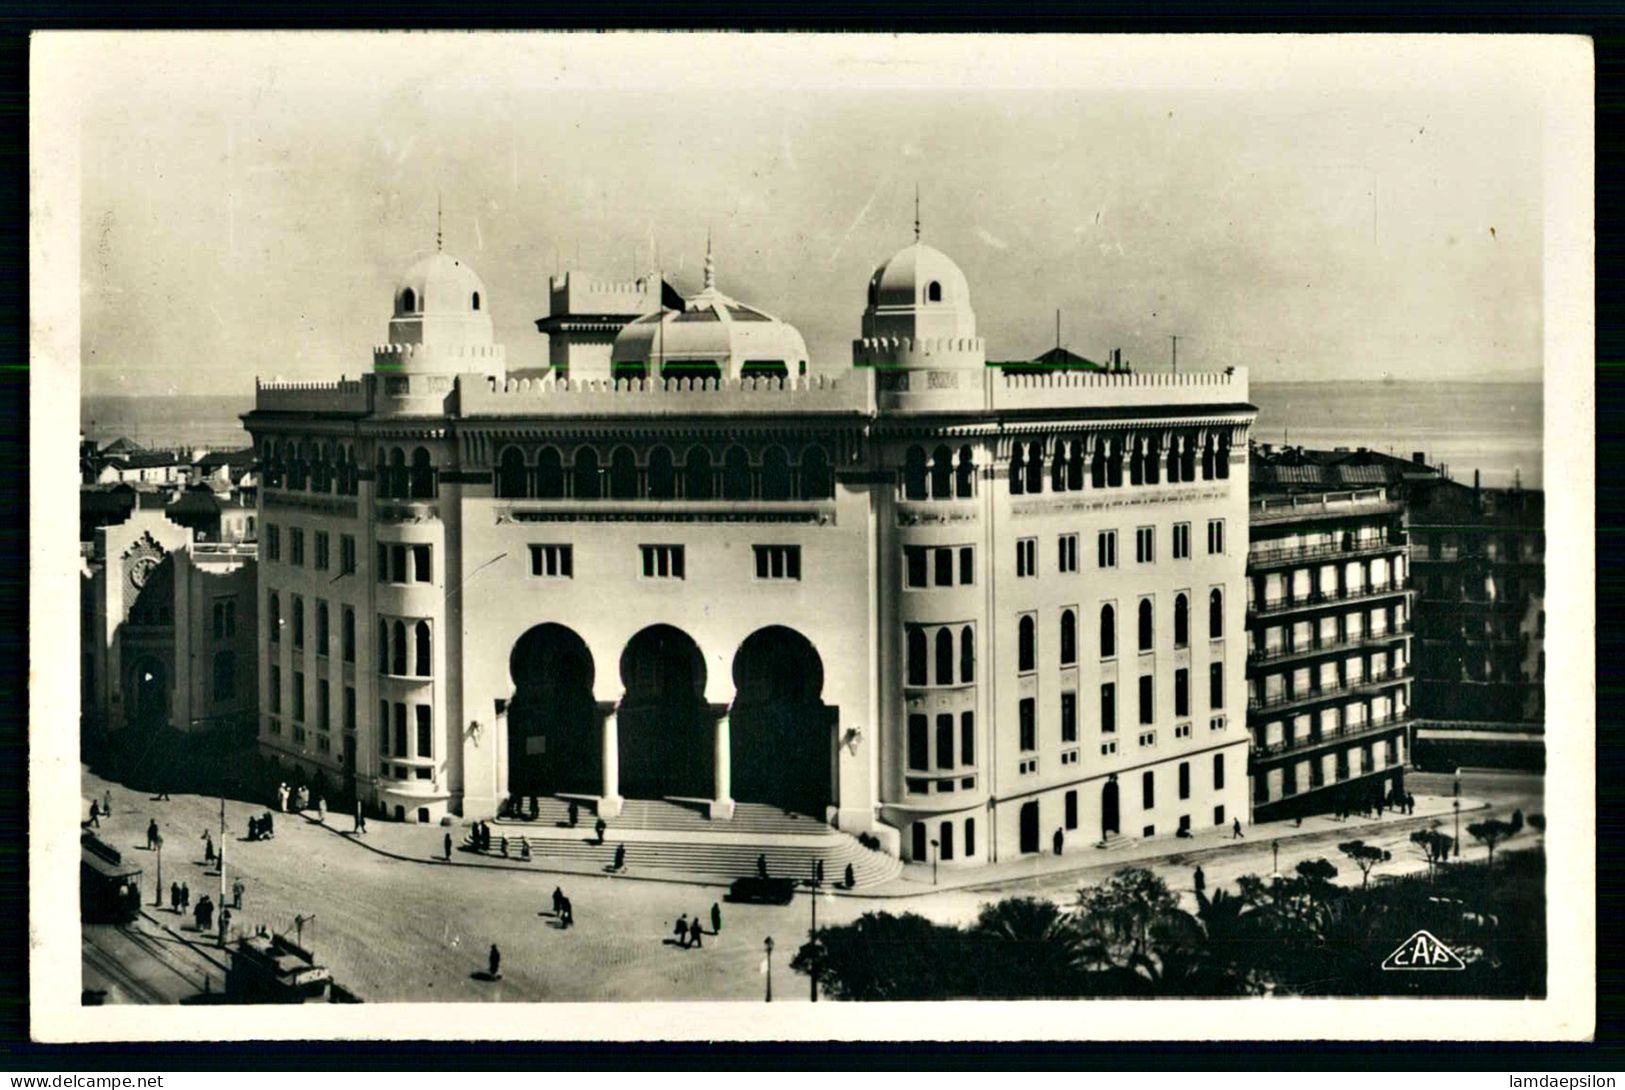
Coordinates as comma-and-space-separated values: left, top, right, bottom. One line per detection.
861, 241, 977, 342
610, 243, 809, 381
394, 252, 488, 317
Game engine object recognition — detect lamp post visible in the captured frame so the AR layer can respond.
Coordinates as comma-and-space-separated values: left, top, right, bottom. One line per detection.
153, 839, 163, 908
1453, 798, 1461, 859
930, 838, 939, 887
763, 936, 774, 1003
1271, 838, 1280, 877
808, 858, 823, 1003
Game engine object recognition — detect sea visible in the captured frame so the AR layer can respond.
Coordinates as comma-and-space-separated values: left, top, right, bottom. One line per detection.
80, 380, 1544, 490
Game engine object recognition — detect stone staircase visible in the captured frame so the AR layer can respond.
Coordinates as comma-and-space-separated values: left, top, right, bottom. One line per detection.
474, 797, 901, 890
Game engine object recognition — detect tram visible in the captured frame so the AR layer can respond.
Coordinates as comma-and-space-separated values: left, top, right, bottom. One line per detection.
81, 832, 143, 923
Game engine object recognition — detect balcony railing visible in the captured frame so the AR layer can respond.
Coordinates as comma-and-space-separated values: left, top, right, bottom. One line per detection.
1246, 537, 1405, 570
1247, 578, 1412, 619
1252, 712, 1411, 758
1247, 666, 1412, 715
1246, 622, 1413, 666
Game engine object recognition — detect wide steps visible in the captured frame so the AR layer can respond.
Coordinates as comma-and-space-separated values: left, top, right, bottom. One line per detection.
493, 797, 832, 837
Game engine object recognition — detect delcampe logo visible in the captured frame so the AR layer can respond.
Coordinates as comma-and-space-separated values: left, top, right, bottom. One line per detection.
1380, 929, 1466, 971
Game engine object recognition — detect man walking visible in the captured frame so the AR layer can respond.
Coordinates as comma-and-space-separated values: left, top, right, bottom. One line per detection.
552, 887, 564, 917
445, 832, 453, 861
1232, 817, 1245, 839
675, 914, 689, 948
156, 786, 170, 801
488, 944, 501, 980
170, 882, 180, 914
710, 902, 722, 935
594, 817, 607, 845
202, 829, 215, 865
218, 907, 232, 946
560, 897, 574, 928
613, 843, 626, 871
1194, 864, 1206, 894
180, 882, 190, 916
232, 878, 245, 910
567, 801, 579, 828
1053, 827, 1065, 856
688, 916, 703, 949
103, 790, 112, 818
146, 819, 160, 851
354, 801, 367, 835
88, 799, 100, 828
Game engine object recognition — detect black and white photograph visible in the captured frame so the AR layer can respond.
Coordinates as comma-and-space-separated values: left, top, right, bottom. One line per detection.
27, 31, 1593, 1041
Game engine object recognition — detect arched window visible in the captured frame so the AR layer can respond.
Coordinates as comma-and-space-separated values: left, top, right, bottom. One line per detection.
761, 446, 792, 501
930, 445, 953, 500
722, 446, 752, 501
907, 627, 928, 687
1060, 609, 1077, 666
375, 447, 389, 498
1169, 437, 1184, 483
415, 620, 431, 677
342, 607, 355, 663
1100, 604, 1116, 658
573, 448, 602, 500
316, 602, 329, 655
262, 440, 281, 489
1018, 615, 1036, 673
1209, 588, 1224, 639
1050, 441, 1068, 491
410, 447, 436, 499
956, 446, 975, 498
904, 446, 928, 501
684, 447, 714, 500
1107, 439, 1124, 488
927, 280, 943, 303
1025, 442, 1044, 494
471, 291, 480, 311
1145, 438, 1161, 485
391, 620, 407, 676
800, 445, 833, 500
536, 447, 564, 499
334, 446, 349, 495
960, 626, 975, 683
647, 446, 676, 500
497, 447, 528, 498
401, 287, 416, 312
1216, 433, 1231, 479
1138, 599, 1154, 652
609, 446, 639, 500
1091, 441, 1107, 489
1009, 444, 1026, 495
388, 448, 408, 499
267, 592, 280, 642
1129, 441, 1145, 486
1181, 435, 1197, 481
377, 620, 389, 674
935, 629, 954, 686
1068, 438, 1085, 491
311, 443, 329, 493
1174, 593, 1190, 648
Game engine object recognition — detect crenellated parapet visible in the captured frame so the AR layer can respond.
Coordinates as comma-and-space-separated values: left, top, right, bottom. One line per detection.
993, 366, 1248, 412
373, 342, 507, 374
457, 371, 873, 418
853, 335, 987, 371
255, 377, 369, 414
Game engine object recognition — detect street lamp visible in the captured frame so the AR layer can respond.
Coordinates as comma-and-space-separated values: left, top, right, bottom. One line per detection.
763, 936, 774, 1003
808, 858, 823, 1003
930, 838, 939, 887
153, 838, 163, 908
1453, 798, 1461, 859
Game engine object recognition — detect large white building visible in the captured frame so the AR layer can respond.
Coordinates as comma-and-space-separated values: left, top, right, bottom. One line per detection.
244, 231, 1257, 867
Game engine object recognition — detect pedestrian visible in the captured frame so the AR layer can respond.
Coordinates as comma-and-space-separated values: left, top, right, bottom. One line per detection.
203, 830, 215, 865
613, 843, 625, 871
197, 895, 214, 934
157, 786, 170, 801
710, 902, 721, 934
1232, 818, 1244, 839
317, 797, 327, 824
232, 878, 244, 909
1407, 792, 1415, 815
520, 840, 532, 861
88, 799, 100, 828
263, 811, 275, 839
354, 801, 366, 835
756, 853, 768, 879
567, 801, 579, 828
595, 817, 607, 844
1053, 827, 1064, 856
1194, 864, 1206, 893
488, 944, 501, 979
552, 887, 564, 916
278, 783, 288, 813
844, 862, 856, 889
103, 790, 112, 818
500, 835, 509, 858
560, 897, 574, 928
675, 914, 689, 948
169, 882, 180, 913
146, 819, 160, 850
180, 882, 190, 914
688, 916, 703, 949
219, 907, 232, 945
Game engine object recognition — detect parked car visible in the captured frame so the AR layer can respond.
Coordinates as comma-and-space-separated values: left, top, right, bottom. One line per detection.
727, 876, 796, 905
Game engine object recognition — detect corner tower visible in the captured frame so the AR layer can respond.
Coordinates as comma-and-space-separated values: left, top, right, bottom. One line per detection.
854, 237, 985, 372
374, 252, 506, 382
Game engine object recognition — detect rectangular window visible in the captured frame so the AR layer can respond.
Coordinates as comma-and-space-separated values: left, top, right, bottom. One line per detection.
340, 534, 357, 574
416, 705, 432, 759
1210, 662, 1225, 710
318, 681, 331, 731
1060, 691, 1077, 743
379, 700, 390, 755
212, 598, 237, 640
1142, 769, 1155, 809
268, 593, 280, 643
1019, 697, 1036, 752
935, 714, 954, 770
391, 545, 407, 584
1174, 668, 1190, 717
905, 547, 928, 588
753, 545, 802, 581
413, 544, 432, 584
292, 671, 305, 722
1179, 761, 1191, 800
1173, 522, 1191, 560
523, 544, 570, 579
1207, 519, 1225, 555
212, 651, 235, 702
292, 596, 304, 650
344, 685, 356, 732
1139, 730, 1156, 748
269, 665, 281, 714
959, 547, 975, 586
1136, 526, 1155, 564
960, 711, 975, 766
290, 527, 305, 567
1065, 790, 1078, 831
1101, 682, 1116, 734
1214, 804, 1226, 827
907, 714, 928, 771
640, 544, 686, 579
1058, 533, 1079, 574
1016, 537, 1037, 578
376, 542, 388, 582
1139, 674, 1154, 724
939, 822, 954, 861
393, 704, 408, 759
965, 817, 975, 857
266, 524, 281, 563
932, 547, 953, 587
1097, 530, 1117, 569
342, 607, 355, 663
314, 531, 330, 572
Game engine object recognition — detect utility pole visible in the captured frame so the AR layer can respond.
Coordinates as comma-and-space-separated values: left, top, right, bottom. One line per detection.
153, 839, 163, 908
1169, 334, 1180, 374
219, 792, 226, 905
809, 858, 823, 1002
763, 936, 774, 1002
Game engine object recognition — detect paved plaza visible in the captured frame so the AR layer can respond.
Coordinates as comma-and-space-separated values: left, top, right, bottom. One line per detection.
80, 766, 1541, 1003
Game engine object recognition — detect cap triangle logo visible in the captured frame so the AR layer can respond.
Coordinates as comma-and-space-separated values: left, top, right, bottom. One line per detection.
1381, 929, 1466, 971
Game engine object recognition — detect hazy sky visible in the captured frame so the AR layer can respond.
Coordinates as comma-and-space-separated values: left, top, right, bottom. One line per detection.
70, 34, 1550, 396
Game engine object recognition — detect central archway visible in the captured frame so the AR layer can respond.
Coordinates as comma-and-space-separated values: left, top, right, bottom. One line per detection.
508, 624, 599, 798
618, 625, 711, 800
729, 626, 834, 817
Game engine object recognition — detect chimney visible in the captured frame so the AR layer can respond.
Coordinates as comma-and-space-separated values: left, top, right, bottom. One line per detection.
1412, 451, 1426, 465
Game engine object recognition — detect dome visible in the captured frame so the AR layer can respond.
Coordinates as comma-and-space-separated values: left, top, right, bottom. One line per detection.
610, 243, 809, 382
861, 241, 977, 342
375, 249, 503, 379
394, 252, 489, 319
